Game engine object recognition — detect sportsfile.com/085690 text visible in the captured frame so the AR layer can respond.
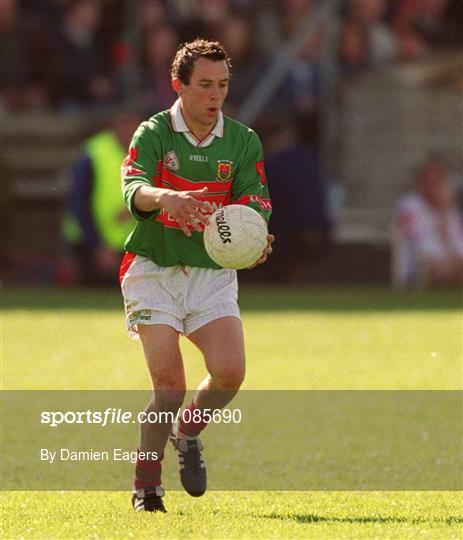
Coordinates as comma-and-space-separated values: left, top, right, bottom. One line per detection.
40, 408, 242, 428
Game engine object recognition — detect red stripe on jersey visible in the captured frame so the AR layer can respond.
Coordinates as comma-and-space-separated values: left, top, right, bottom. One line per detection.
119, 252, 136, 283
256, 161, 266, 186
234, 195, 253, 205
122, 147, 138, 168
129, 147, 138, 161
234, 195, 272, 211
207, 193, 232, 205
122, 147, 142, 177
260, 198, 272, 210
124, 166, 145, 177
161, 167, 232, 192
156, 211, 183, 230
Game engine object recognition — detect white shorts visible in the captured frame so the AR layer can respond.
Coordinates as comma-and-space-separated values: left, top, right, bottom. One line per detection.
120, 255, 240, 339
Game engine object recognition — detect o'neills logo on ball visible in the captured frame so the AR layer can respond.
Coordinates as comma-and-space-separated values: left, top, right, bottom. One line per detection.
215, 209, 231, 243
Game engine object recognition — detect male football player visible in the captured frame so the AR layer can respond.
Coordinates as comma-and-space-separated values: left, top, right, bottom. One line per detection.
120, 39, 273, 512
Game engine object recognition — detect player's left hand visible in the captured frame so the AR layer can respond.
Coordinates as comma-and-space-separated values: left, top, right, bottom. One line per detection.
247, 234, 275, 269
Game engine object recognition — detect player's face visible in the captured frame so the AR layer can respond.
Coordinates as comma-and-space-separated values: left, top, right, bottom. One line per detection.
177, 58, 229, 134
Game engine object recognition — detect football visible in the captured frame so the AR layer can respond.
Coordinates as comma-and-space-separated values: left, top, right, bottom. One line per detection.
203, 204, 268, 269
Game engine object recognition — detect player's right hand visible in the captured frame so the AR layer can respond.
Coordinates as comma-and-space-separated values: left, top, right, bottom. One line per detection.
160, 187, 213, 236
247, 234, 275, 269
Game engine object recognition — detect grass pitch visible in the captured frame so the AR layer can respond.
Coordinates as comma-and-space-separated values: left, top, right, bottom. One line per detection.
2, 285, 462, 538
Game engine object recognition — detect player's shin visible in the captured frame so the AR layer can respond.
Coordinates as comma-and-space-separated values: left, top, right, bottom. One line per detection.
134, 390, 184, 489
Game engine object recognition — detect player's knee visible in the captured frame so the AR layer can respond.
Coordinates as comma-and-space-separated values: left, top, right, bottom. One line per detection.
149, 360, 185, 392
153, 367, 186, 408
211, 364, 245, 390
151, 387, 186, 412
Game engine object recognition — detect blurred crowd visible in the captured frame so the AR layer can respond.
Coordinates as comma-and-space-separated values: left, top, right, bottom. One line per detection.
1, 0, 462, 115
2, 0, 463, 286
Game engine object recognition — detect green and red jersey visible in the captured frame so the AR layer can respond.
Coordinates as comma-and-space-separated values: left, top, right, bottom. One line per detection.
121, 100, 272, 268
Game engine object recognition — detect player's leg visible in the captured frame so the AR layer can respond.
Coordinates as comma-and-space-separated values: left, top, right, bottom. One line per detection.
169, 316, 245, 497
133, 324, 186, 512
188, 316, 245, 412
138, 324, 187, 454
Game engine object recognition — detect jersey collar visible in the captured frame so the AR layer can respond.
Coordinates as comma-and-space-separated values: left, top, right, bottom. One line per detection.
170, 99, 224, 148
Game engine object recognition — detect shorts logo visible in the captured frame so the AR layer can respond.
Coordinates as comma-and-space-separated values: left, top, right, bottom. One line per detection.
129, 309, 152, 325
216, 160, 233, 182
164, 151, 179, 171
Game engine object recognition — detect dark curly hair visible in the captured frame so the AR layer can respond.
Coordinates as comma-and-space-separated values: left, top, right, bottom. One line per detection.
170, 39, 232, 85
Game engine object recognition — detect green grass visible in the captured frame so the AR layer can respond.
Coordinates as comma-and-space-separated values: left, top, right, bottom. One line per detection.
3, 491, 462, 539
3, 286, 461, 390
1, 286, 462, 538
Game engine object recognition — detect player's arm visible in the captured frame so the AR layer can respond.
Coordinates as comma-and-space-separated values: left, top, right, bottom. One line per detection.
121, 121, 211, 236
134, 185, 212, 236
232, 130, 272, 222
232, 130, 274, 265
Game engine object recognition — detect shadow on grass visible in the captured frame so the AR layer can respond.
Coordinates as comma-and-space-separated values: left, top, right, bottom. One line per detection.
260, 512, 463, 525
2, 285, 462, 312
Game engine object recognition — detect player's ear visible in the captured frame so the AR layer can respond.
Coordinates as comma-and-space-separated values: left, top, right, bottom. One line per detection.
172, 78, 182, 95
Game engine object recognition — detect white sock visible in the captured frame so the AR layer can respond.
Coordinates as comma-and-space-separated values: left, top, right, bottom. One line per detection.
172, 421, 197, 440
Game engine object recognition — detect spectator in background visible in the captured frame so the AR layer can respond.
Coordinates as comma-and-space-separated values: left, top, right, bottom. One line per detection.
262, 114, 331, 282
138, 25, 179, 114
338, 19, 370, 77
52, 0, 116, 111
280, 0, 316, 37
338, 0, 397, 77
0, 0, 56, 110
393, 0, 450, 54
266, 0, 325, 118
348, 0, 397, 65
218, 15, 268, 116
395, 156, 463, 287
136, 0, 168, 36
252, 0, 283, 55
179, 0, 232, 42
285, 27, 324, 116
254, 0, 325, 121
62, 108, 142, 285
